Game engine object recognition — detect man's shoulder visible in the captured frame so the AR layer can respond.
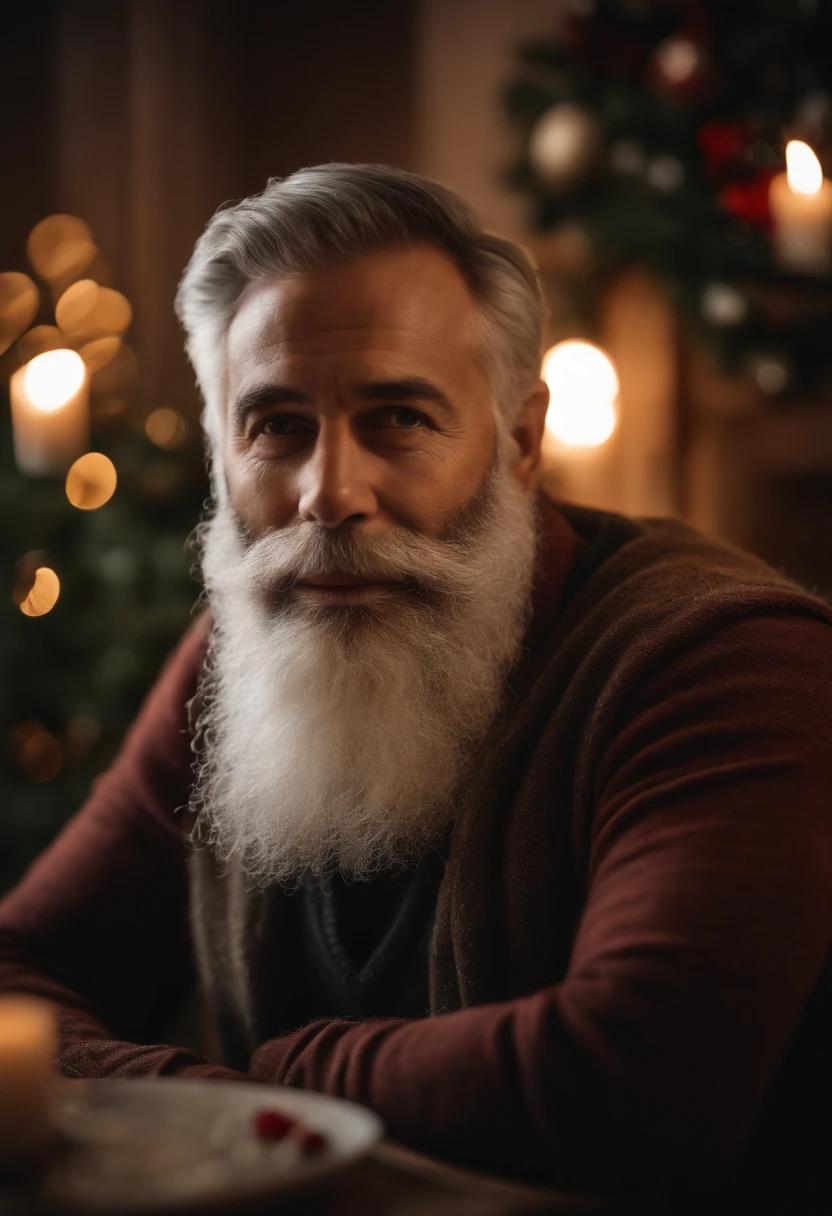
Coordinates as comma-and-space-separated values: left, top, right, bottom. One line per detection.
549, 498, 832, 630
529, 498, 832, 718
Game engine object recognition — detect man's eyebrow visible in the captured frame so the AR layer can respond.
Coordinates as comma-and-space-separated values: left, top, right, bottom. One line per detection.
231, 385, 311, 427
357, 378, 459, 420
230, 377, 460, 426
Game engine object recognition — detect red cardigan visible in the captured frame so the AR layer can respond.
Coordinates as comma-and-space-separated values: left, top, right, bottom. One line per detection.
1, 506, 831, 1197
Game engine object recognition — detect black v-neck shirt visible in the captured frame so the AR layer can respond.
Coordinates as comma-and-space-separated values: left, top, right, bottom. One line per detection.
278, 852, 445, 1029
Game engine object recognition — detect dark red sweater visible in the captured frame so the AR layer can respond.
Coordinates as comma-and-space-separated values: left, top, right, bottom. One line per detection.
1, 506, 831, 1199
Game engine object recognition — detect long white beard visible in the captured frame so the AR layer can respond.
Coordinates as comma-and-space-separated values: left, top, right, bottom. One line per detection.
191, 456, 538, 888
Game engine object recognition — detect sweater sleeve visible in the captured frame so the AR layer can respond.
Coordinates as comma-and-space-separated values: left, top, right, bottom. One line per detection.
248, 611, 832, 1192
0, 616, 244, 1082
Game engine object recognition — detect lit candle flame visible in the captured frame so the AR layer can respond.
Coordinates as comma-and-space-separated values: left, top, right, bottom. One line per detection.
542, 340, 619, 448
22, 349, 86, 413
786, 140, 823, 197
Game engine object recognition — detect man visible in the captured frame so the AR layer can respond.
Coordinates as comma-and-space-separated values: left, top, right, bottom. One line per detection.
1, 164, 831, 1207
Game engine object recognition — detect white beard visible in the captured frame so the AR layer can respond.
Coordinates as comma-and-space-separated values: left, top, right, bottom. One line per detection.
190, 454, 538, 888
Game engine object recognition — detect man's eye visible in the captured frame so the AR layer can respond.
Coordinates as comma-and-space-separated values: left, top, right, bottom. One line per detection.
259, 416, 313, 437
378, 407, 426, 430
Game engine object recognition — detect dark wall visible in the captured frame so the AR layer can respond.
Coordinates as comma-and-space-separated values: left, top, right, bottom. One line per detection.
0, 3, 60, 274
1, 0, 418, 417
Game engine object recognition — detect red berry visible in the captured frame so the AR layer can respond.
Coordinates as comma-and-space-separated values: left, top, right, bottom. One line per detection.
252, 1108, 295, 1141
296, 1129, 327, 1156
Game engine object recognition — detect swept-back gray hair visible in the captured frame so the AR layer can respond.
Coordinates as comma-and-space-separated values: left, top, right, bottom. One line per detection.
175, 163, 545, 483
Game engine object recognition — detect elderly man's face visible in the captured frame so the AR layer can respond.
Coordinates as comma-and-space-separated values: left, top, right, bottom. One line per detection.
222, 243, 545, 600
201, 242, 545, 882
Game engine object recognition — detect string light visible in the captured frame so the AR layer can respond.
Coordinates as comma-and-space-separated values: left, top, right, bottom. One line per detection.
65, 453, 117, 510
542, 340, 619, 448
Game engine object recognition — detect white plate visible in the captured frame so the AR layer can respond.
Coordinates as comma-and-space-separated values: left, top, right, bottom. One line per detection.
6, 1077, 382, 1213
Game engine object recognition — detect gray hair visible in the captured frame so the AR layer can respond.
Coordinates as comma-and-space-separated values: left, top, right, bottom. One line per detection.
175, 163, 545, 480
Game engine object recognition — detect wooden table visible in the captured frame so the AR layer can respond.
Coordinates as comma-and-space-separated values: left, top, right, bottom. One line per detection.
271, 1140, 608, 1215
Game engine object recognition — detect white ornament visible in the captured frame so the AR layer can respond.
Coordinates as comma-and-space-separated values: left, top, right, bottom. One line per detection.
701, 283, 748, 327
529, 103, 601, 188
646, 155, 686, 193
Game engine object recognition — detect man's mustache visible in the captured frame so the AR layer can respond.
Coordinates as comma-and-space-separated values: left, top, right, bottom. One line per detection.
238, 522, 472, 607
231, 466, 499, 607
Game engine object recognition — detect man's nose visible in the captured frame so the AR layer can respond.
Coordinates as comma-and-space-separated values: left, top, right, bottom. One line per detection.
297, 421, 378, 528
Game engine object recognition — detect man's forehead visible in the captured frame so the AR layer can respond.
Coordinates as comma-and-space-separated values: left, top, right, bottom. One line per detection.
225, 244, 481, 362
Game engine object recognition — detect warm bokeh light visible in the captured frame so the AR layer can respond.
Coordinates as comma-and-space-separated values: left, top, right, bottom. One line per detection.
89, 344, 138, 396
145, 407, 191, 450
0, 272, 39, 356
27, 215, 95, 282
66, 714, 101, 748
55, 278, 98, 334
92, 396, 127, 423
12, 552, 46, 606
22, 349, 86, 412
655, 37, 700, 84
786, 140, 823, 196
17, 326, 66, 363
65, 452, 117, 510
79, 335, 121, 374
542, 340, 619, 447
18, 567, 61, 617
80, 251, 112, 286
12, 723, 63, 783
55, 279, 131, 340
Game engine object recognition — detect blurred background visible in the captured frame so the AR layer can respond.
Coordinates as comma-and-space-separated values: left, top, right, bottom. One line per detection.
2, 0, 832, 892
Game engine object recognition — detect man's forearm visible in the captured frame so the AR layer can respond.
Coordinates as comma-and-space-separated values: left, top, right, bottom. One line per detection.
0, 931, 243, 1082
246, 998, 616, 1190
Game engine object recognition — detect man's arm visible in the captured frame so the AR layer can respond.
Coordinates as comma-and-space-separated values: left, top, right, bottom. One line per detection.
0, 616, 243, 1081
246, 612, 832, 1192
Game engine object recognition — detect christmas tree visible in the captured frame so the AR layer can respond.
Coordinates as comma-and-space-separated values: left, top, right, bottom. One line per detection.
0, 217, 207, 892
504, 0, 832, 398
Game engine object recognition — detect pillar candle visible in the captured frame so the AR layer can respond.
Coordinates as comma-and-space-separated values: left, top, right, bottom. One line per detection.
0, 996, 56, 1174
10, 348, 89, 476
769, 140, 832, 274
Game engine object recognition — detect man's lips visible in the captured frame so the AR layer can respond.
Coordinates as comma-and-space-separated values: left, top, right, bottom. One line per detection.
293, 575, 406, 603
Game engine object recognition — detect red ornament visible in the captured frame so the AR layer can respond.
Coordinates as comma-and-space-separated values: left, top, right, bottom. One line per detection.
719, 169, 777, 230
698, 121, 749, 181
253, 1108, 295, 1141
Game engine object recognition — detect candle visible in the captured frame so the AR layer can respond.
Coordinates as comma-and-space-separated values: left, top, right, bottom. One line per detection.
0, 996, 56, 1174
769, 140, 832, 274
10, 349, 89, 476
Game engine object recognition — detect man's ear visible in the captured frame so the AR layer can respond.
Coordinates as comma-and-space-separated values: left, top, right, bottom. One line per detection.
511, 378, 549, 491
